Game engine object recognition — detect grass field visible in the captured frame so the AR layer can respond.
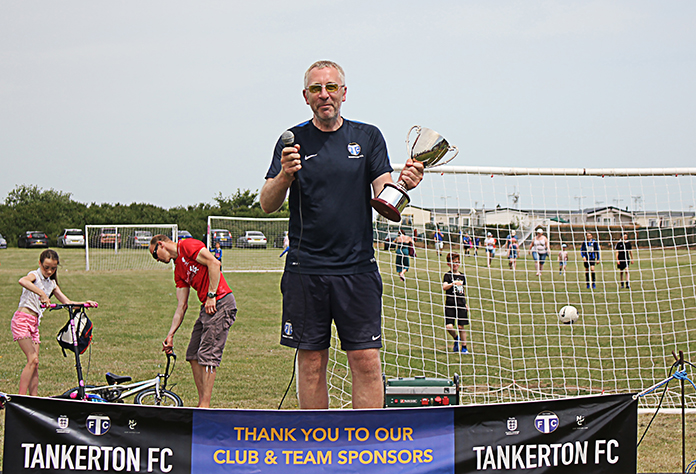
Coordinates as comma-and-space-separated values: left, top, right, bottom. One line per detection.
1, 246, 695, 472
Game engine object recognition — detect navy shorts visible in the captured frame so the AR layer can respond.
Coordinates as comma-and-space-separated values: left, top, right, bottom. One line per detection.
584, 260, 597, 269
280, 271, 383, 351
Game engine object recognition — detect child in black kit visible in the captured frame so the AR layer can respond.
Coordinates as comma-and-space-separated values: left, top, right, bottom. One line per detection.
443, 252, 471, 354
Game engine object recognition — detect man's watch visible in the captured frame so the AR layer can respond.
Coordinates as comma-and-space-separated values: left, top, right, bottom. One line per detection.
207, 292, 217, 299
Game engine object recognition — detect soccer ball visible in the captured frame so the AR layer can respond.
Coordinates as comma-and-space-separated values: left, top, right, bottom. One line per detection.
558, 305, 579, 324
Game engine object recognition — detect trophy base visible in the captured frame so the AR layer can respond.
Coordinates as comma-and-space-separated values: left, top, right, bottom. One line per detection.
371, 182, 410, 222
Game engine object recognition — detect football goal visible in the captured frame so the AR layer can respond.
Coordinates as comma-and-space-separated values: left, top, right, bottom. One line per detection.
85, 224, 178, 271
325, 166, 696, 409
206, 216, 289, 272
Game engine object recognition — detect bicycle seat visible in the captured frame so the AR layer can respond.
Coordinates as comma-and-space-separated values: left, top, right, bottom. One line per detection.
106, 373, 132, 385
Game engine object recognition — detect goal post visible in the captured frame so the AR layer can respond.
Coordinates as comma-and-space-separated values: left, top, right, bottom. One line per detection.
324, 166, 696, 409
85, 224, 178, 271
206, 216, 289, 272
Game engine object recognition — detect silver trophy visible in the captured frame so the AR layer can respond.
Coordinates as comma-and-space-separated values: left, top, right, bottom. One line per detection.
371, 126, 458, 222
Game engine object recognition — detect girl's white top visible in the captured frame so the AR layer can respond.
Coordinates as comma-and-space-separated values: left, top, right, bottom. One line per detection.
17, 268, 57, 319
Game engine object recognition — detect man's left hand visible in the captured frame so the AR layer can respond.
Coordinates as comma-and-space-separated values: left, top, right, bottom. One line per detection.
398, 158, 424, 190
205, 297, 217, 315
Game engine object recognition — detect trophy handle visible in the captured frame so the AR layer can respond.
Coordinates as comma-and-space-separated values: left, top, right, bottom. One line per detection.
406, 125, 421, 156
429, 145, 459, 168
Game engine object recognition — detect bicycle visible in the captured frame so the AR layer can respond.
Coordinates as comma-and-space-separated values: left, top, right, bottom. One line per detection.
48, 303, 183, 406
58, 352, 183, 406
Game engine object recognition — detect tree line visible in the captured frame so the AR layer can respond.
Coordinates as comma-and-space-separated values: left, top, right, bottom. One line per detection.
0, 185, 288, 247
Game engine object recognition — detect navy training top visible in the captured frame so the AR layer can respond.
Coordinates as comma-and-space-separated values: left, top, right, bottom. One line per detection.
266, 119, 393, 274
581, 239, 601, 261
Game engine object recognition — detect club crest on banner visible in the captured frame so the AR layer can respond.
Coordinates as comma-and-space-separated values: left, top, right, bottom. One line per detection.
56, 415, 70, 433
57, 415, 69, 429
87, 413, 112, 436
574, 414, 589, 430
534, 411, 559, 434
505, 417, 520, 436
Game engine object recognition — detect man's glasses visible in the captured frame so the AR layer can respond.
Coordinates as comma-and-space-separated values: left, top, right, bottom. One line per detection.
151, 243, 159, 260
306, 83, 343, 94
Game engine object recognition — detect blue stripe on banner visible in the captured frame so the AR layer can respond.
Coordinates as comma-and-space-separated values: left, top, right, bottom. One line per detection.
192, 408, 455, 473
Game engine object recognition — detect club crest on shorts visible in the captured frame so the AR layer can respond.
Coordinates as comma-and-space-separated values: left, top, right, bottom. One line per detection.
283, 321, 293, 337
347, 142, 361, 156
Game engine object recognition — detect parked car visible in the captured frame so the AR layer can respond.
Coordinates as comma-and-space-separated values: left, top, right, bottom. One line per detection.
18, 231, 49, 248
94, 227, 121, 247
236, 231, 268, 249
177, 230, 193, 241
0, 233, 7, 249
210, 229, 233, 248
56, 228, 85, 248
126, 230, 153, 249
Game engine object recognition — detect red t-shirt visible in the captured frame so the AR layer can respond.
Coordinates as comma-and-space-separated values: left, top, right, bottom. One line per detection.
174, 239, 232, 303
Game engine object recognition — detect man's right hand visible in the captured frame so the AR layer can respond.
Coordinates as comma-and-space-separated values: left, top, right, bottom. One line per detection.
162, 336, 174, 355
281, 144, 302, 180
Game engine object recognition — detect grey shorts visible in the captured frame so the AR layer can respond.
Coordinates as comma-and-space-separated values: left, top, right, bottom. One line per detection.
186, 293, 237, 367
280, 270, 383, 351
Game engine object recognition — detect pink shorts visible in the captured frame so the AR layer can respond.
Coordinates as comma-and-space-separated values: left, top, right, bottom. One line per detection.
11, 311, 41, 344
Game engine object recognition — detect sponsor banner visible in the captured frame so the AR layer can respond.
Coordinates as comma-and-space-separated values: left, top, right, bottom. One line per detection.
3, 393, 636, 473
4, 395, 193, 473
192, 408, 454, 473
455, 393, 637, 473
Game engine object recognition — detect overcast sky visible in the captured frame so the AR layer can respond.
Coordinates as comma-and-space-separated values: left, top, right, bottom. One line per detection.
1, 1, 695, 209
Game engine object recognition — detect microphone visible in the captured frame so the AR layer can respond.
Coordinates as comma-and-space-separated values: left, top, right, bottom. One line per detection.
281, 130, 295, 148
281, 130, 300, 182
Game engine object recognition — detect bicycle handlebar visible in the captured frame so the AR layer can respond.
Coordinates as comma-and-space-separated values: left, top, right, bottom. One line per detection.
42, 302, 99, 310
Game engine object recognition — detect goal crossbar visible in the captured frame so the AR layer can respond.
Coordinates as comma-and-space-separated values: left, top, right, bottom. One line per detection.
393, 164, 696, 177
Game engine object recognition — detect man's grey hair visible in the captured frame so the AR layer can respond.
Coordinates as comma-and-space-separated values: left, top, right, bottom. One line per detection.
304, 60, 345, 88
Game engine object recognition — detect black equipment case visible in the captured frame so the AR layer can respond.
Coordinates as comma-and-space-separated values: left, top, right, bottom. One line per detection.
384, 375, 460, 407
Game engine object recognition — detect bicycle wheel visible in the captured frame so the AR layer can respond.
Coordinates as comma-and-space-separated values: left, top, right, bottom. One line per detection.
134, 389, 183, 407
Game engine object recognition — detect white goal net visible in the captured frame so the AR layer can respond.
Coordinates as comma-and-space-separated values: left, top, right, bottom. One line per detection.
206, 216, 289, 272
85, 224, 178, 271
325, 166, 696, 409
